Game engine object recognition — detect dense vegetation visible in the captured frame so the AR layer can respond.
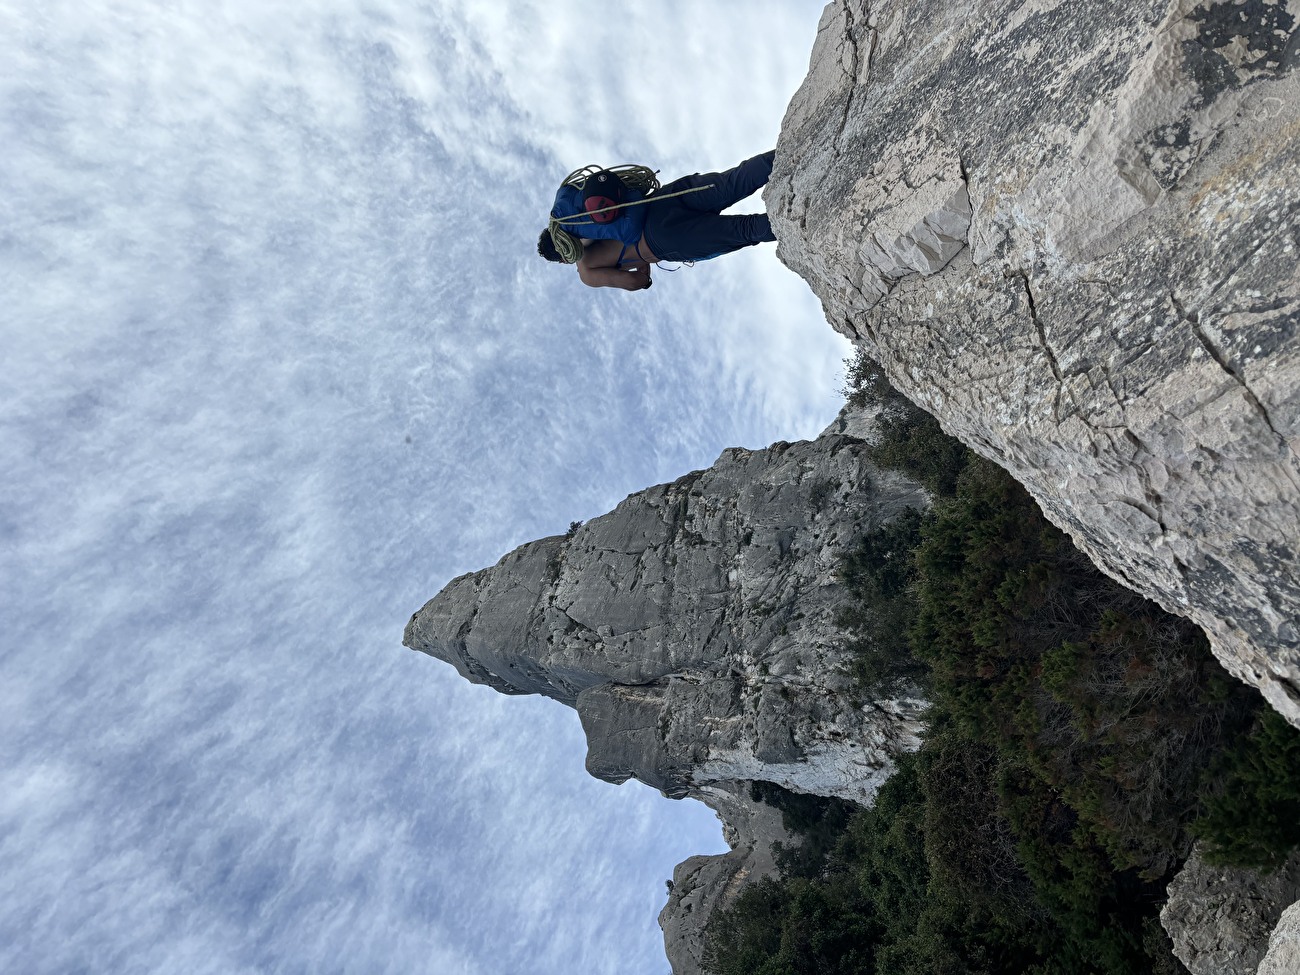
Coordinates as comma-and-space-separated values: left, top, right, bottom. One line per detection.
704, 353, 1300, 975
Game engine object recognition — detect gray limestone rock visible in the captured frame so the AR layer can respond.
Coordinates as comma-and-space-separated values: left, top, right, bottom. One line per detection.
769, 0, 1300, 728
405, 417, 929, 974
1257, 900, 1300, 975
1160, 847, 1300, 975
658, 782, 793, 975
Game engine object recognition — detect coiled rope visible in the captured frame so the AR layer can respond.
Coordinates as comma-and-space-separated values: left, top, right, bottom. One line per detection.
546, 164, 714, 265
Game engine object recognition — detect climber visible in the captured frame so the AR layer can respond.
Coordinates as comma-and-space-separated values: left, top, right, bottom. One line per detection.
536, 150, 778, 291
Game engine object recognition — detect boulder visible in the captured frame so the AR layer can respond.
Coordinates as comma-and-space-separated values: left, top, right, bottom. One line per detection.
1160, 847, 1300, 975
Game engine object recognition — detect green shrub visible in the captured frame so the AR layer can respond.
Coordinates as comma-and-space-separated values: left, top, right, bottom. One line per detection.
1193, 708, 1300, 869
749, 781, 856, 879
840, 349, 969, 496
840, 348, 903, 414
702, 878, 795, 975
908, 456, 1256, 877
836, 508, 927, 695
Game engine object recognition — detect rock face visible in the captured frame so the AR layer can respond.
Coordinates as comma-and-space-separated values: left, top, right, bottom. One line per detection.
768, 0, 1300, 727
1160, 847, 1300, 975
405, 418, 928, 974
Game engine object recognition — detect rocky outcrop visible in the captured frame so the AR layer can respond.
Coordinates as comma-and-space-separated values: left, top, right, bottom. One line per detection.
405, 416, 928, 973
768, 0, 1300, 727
658, 782, 793, 973
1160, 847, 1300, 975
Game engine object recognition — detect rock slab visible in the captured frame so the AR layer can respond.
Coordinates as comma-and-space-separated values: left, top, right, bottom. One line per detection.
1257, 900, 1300, 975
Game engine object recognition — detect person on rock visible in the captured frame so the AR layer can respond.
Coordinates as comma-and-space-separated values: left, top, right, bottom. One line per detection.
536, 150, 778, 291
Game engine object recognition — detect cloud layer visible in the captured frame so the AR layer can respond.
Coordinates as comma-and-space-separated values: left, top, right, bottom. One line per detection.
1, 2, 845, 972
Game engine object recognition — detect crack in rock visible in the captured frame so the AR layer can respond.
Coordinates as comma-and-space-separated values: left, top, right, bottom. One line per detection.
1009, 268, 1065, 422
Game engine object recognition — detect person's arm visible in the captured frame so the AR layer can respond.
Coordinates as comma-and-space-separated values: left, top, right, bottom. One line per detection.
577, 262, 652, 291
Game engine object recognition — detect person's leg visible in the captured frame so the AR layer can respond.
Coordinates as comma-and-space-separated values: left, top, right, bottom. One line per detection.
644, 207, 774, 262
677, 150, 775, 212
704, 213, 774, 257
651, 152, 775, 213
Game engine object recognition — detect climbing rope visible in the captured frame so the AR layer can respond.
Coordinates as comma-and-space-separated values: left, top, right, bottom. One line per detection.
546, 164, 714, 265
562, 163, 661, 196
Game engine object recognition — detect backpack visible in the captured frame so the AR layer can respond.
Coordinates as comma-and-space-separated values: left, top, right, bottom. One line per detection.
547, 165, 660, 264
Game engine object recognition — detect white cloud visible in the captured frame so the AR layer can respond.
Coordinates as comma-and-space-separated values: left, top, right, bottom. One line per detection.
1, 1, 839, 972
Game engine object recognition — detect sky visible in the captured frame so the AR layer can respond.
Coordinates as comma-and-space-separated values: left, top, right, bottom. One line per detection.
1, 2, 848, 973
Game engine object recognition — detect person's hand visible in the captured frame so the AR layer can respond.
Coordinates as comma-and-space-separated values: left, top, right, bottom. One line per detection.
626, 265, 652, 290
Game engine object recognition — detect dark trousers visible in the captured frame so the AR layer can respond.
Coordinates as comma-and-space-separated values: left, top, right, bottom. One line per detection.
644, 150, 776, 262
